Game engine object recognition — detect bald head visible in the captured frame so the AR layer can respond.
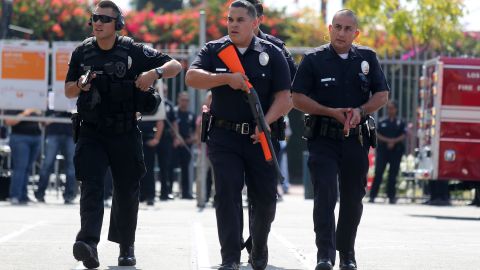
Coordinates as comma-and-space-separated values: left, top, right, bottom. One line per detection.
332, 9, 358, 28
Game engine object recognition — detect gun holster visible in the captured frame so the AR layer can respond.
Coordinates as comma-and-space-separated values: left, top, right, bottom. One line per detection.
200, 111, 212, 143
273, 116, 287, 141
71, 113, 81, 143
367, 115, 377, 148
302, 114, 317, 140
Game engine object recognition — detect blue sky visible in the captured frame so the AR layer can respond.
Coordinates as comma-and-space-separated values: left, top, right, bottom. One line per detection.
116, 0, 480, 31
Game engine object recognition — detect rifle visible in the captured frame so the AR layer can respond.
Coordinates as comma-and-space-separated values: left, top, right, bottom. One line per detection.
217, 43, 284, 181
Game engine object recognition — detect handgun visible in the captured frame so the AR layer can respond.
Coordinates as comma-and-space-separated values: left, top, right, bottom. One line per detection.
81, 70, 93, 87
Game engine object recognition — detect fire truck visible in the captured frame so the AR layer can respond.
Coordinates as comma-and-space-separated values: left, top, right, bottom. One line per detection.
416, 57, 480, 182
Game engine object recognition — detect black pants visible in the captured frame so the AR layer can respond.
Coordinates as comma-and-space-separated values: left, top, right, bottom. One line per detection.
74, 126, 146, 246
308, 136, 369, 265
370, 147, 403, 200
175, 146, 192, 198
207, 127, 278, 265
156, 135, 174, 198
140, 137, 156, 202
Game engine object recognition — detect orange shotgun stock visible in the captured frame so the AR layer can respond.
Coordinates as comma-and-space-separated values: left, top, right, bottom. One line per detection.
217, 43, 284, 181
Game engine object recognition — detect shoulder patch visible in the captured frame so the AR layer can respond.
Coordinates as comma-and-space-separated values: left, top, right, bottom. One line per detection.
143, 45, 158, 58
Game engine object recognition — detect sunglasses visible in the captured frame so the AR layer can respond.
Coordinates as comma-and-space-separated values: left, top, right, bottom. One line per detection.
90, 14, 116, 23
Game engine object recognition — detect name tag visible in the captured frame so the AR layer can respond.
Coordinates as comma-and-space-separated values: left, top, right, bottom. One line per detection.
215, 68, 227, 72
321, 78, 335, 82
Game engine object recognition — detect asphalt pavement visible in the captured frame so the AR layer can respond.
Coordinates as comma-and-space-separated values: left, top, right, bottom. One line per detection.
1, 186, 479, 270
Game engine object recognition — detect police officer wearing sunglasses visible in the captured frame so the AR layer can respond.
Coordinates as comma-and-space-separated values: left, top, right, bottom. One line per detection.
65, 1, 182, 269
292, 9, 389, 270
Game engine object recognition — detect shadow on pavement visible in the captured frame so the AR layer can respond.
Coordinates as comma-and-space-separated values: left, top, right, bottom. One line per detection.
409, 214, 480, 221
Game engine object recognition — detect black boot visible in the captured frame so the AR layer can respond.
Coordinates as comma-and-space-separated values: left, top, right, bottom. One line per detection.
339, 251, 357, 270
73, 241, 99, 269
218, 262, 239, 270
250, 245, 268, 270
315, 258, 333, 270
118, 244, 136, 266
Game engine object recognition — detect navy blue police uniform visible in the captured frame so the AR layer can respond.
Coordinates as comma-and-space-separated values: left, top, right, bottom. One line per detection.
174, 107, 196, 199
190, 35, 291, 266
369, 117, 406, 202
242, 29, 297, 255
292, 43, 389, 266
66, 35, 172, 248
156, 99, 177, 200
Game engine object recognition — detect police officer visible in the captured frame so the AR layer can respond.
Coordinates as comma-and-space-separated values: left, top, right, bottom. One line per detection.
173, 92, 196, 199
369, 101, 406, 204
139, 114, 163, 206
242, 0, 297, 256
185, 1, 291, 269
64, 1, 182, 268
291, 9, 389, 270
156, 84, 178, 200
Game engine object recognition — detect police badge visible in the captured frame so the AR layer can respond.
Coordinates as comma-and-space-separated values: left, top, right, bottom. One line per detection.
259, 52, 269, 66
361, 61, 370, 75
115, 62, 127, 78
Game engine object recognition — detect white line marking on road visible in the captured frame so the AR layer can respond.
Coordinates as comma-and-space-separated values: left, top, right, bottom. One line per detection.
271, 229, 315, 270
0, 221, 46, 243
74, 232, 108, 269
192, 221, 211, 270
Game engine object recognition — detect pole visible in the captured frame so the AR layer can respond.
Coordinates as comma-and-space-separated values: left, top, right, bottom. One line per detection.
195, 9, 209, 208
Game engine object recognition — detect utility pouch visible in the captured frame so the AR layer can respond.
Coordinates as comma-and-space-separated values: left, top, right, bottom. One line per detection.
200, 111, 212, 143
135, 86, 162, 114
302, 114, 317, 140
71, 113, 81, 143
367, 115, 377, 148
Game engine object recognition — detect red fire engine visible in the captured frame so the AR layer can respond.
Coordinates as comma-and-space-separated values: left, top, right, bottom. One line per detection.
416, 57, 480, 182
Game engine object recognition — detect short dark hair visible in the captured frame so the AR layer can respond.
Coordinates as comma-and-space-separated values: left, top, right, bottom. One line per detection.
230, 0, 257, 19
244, 0, 264, 17
96, 0, 122, 18
332, 9, 358, 27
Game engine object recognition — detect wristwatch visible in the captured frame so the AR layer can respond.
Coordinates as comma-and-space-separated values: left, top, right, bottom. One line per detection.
154, 67, 164, 79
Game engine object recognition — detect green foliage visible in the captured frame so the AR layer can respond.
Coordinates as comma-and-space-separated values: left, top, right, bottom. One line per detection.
346, 0, 466, 56
285, 8, 328, 47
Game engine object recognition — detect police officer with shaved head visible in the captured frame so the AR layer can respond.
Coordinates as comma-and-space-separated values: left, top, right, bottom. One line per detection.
64, 1, 182, 268
292, 9, 389, 270
186, 1, 292, 269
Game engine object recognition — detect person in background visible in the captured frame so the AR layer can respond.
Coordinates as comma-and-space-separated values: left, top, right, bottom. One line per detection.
5, 109, 42, 205
173, 92, 196, 199
139, 110, 164, 206
156, 83, 178, 201
35, 111, 77, 204
369, 101, 406, 204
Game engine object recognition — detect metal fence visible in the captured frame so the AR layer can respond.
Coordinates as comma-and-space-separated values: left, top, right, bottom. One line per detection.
0, 44, 467, 184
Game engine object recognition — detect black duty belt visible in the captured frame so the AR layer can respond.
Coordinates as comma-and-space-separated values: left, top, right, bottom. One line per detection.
214, 119, 254, 135
316, 116, 367, 141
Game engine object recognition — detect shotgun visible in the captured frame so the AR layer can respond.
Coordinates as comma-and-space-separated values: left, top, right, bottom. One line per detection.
217, 43, 284, 181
